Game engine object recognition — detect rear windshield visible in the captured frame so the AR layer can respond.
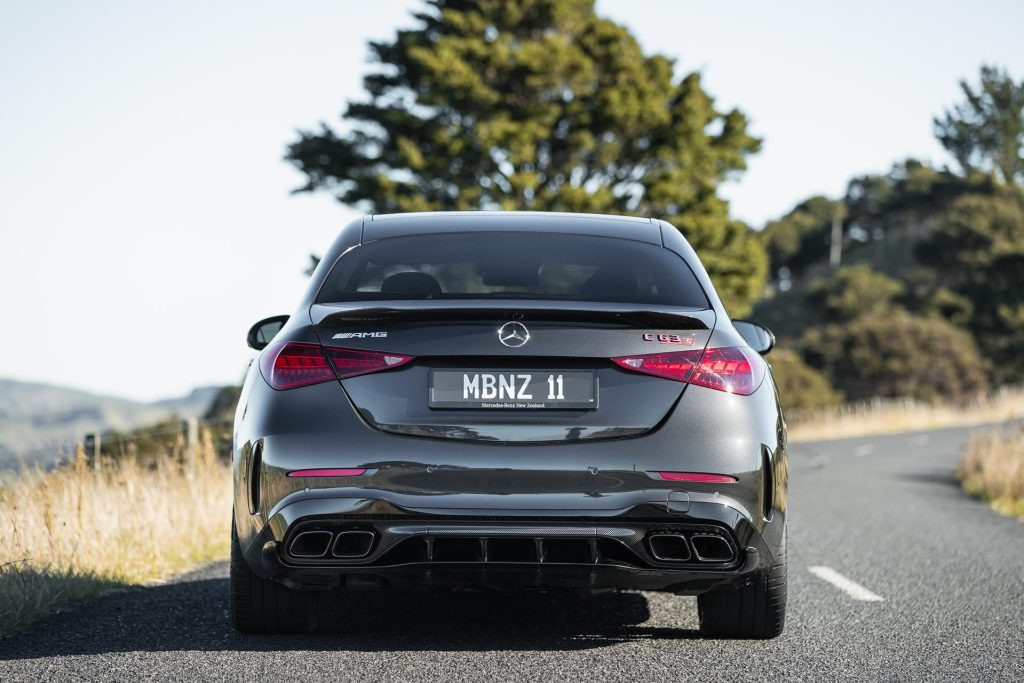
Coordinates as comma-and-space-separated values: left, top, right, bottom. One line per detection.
317, 232, 709, 308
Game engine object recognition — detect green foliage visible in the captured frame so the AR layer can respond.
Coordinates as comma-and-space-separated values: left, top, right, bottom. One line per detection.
807, 264, 903, 323
786, 264, 987, 404
286, 0, 766, 314
918, 187, 1024, 383
800, 311, 988, 404
934, 65, 1024, 185
768, 349, 842, 414
759, 160, 985, 283
919, 187, 1024, 272
757, 66, 1024, 405
759, 196, 842, 277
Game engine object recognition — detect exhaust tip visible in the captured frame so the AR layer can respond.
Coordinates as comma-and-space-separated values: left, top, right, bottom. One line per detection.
648, 533, 692, 562
289, 530, 333, 558
690, 534, 735, 563
332, 530, 376, 558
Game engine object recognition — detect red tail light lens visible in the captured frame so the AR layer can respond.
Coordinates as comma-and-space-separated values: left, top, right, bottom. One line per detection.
658, 471, 737, 483
325, 348, 413, 379
261, 342, 335, 389
690, 347, 764, 394
611, 346, 764, 395
260, 343, 414, 389
611, 349, 703, 382
287, 468, 367, 477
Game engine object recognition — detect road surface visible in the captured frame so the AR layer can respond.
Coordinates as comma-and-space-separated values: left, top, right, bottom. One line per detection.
2, 426, 1023, 681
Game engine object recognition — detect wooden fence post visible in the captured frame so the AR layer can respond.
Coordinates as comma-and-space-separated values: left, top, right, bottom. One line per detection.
184, 417, 199, 474
84, 432, 101, 470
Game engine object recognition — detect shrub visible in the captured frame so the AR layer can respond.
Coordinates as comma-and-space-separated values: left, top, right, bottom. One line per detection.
961, 428, 1024, 519
767, 349, 842, 414
800, 310, 988, 403
807, 264, 904, 323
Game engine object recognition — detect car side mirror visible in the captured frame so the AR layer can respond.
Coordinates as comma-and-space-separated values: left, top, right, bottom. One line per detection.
733, 320, 775, 355
247, 315, 289, 350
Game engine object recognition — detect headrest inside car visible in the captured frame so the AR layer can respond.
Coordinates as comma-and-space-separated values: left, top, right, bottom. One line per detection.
380, 271, 443, 296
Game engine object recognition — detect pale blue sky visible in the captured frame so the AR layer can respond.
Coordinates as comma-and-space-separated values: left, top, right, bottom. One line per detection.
2, 1, 1023, 400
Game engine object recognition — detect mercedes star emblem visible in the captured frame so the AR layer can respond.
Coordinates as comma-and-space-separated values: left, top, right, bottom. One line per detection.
497, 321, 530, 348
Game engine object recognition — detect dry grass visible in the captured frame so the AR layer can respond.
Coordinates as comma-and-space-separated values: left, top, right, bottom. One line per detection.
0, 431, 231, 637
960, 428, 1024, 519
788, 387, 1024, 443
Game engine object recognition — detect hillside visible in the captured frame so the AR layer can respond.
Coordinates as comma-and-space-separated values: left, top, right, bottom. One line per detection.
0, 379, 221, 469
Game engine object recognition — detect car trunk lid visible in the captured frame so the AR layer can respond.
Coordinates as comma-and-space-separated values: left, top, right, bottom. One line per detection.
311, 301, 716, 443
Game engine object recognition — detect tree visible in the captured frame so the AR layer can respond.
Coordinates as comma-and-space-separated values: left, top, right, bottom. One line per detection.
807, 264, 903, 323
918, 187, 1024, 383
286, 0, 766, 314
800, 311, 988, 404
934, 65, 1024, 185
759, 196, 843, 278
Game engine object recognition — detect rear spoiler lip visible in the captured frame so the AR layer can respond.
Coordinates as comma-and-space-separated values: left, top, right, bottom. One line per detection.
311, 300, 715, 330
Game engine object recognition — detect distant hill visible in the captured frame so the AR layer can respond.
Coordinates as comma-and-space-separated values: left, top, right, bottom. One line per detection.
0, 379, 221, 470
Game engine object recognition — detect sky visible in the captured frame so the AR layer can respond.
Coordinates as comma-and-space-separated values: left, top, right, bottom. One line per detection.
2, 0, 1023, 401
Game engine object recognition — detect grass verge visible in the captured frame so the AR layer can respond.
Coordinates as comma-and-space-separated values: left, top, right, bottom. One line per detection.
960, 429, 1024, 520
788, 387, 1024, 442
0, 433, 231, 637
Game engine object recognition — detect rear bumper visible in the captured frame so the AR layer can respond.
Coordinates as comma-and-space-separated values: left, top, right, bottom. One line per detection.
241, 495, 773, 594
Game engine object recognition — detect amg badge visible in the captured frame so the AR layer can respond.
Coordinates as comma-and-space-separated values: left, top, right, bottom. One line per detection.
333, 331, 388, 339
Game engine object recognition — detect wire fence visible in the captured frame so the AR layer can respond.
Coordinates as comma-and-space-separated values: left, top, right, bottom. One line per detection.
79, 416, 233, 471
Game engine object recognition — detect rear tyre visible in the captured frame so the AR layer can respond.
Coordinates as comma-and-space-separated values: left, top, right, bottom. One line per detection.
230, 520, 318, 634
697, 526, 787, 639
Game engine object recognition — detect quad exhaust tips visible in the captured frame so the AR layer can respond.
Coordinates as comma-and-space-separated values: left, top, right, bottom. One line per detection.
647, 532, 735, 564
289, 526, 735, 565
288, 529, 376, 559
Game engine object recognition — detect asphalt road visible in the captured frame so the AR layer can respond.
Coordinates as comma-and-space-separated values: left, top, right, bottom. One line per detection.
2, 425, 1023, 681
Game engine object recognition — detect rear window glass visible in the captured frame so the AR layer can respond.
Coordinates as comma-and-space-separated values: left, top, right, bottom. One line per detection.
317, 232, 709, 308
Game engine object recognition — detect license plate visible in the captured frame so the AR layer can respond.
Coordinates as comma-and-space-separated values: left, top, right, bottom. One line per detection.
429, 370, 598, 410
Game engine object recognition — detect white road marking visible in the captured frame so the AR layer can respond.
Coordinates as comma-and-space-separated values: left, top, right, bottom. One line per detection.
853, 444, 875, 457
808, 566, 885, 602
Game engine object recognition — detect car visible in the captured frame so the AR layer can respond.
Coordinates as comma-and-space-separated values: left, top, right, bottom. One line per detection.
231, 211, 788, 638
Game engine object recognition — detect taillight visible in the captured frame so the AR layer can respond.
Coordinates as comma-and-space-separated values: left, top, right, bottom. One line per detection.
326, 347, 414, 379
611, 349, 703, 382
261, 342, 335, 389
286, 468, 367, 477
611, 346, 764, 395
690, 347, 764, 394
260, 343, 414, 390
658, 471, 737, 483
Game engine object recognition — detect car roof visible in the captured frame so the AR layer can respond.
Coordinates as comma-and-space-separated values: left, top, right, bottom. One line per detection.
362, 211, 661, 245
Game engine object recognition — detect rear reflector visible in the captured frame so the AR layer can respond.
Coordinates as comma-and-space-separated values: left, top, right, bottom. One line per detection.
658, 472, 737, 483
260, 342, 414, 390
287, 468, 367, 477
612, 346, 764, 395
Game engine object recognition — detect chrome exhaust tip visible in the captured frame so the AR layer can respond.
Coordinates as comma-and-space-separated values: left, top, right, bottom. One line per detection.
690, 534, 735, 562
648, 533, 692, 562
332, 530, 376, 558
289, 530, 333, 558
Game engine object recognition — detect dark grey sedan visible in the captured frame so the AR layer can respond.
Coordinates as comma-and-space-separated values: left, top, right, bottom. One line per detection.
231, 211, 787, 638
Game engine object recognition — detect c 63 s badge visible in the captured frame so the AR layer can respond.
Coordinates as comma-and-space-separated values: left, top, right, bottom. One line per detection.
643, 332, 695, 346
